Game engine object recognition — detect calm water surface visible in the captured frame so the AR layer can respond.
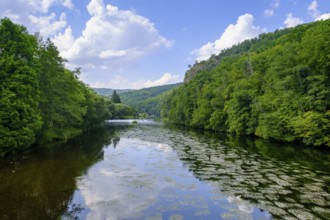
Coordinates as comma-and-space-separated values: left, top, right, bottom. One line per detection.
0, 120, 329, 219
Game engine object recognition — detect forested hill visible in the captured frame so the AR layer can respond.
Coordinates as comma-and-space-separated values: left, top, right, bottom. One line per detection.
162, 19, 330, 147
95, 83, 182, 117
93, 88, 132, 97
184, 24, 295, 83
120, 83, 182, 116
0, 18, 111, 156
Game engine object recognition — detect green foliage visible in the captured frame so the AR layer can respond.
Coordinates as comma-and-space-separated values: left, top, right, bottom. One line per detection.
0, 18, 112, 155
111, 90, 121, 103
94, 83, 181, 117
115, 83, 181, 117
37, 40, 87, 143
82, 87, 112, 131
0, 18, 42, 152
163, 19, 330, 147
109, 103, 137, 119
291, 111, 330, 146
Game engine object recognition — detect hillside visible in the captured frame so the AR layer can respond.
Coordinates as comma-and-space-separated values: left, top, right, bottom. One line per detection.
162, 19, 330, 147
184, 28, 292, 83
94, 83, 182, 117
93, 88, 132, 97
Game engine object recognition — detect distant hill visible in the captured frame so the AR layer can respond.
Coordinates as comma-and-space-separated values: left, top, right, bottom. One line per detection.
93, 83, 182, 116
93, 88, 132, 98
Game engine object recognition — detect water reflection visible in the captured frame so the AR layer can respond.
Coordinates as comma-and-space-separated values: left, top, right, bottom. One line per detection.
0, 127, 117, 220
0, 122, 329, 219
70, 133, 269, 219
64, 123, 330, 219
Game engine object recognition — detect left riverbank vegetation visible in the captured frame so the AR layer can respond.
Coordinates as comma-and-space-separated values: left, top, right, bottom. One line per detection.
0, 18, 126, 156
161, 19, 330, 147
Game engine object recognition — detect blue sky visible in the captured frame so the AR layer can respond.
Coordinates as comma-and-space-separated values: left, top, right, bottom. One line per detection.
1, 0, 329, 89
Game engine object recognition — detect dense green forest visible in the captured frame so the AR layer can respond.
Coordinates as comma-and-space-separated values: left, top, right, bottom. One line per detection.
162, 19, 330, 147
0, 18, 112, 155
119, 83, 181, 117
94, 83, 181, 117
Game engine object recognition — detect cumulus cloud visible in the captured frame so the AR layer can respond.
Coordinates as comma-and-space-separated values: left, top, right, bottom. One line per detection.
0, 0, 73, 16
141, 73, 180, 88
53, 0, 172, 73
315, 13, 330, 21
284, 13, 303, 27
28, 12, 67, 36
308, 0, 330, 21
0, 0, 73, 36
52, 26, 75, 51
90, 73, 180, 89
193, 14, 263, 62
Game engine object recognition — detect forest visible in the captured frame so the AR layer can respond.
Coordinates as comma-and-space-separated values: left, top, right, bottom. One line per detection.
162, 19, 330, 147
94, 83, 181, 117
119, 83, 181, 117
0, 18, 112, 155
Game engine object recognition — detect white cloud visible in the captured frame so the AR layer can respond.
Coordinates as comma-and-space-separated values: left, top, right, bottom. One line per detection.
60, 0, 74, 9
193, 14, 263, 62
0, 0, 73, 37
53, 0, 172, 76
40, 0, 56, 13
308, 1, 320, 19
28, 12, 67, 36
141, 73, 180, 88
99, 50, 127, 59
264, 0, 280, 18
308, 0, 330, 21
40, 0, 74, 12
88, 73, 180, 89
284, 13, 303, 27
87, 0, 104, 16
52, 26, 75, 51
315, 13, 330, 20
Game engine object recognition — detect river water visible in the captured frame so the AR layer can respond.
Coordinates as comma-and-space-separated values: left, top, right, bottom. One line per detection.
0, 120, 329, 219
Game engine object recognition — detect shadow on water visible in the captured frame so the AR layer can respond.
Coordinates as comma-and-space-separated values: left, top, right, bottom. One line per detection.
0, 127, 122, 220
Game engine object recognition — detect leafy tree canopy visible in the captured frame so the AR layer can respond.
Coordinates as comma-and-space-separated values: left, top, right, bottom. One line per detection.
0, 18, 112, 155
163, 19, 330, 147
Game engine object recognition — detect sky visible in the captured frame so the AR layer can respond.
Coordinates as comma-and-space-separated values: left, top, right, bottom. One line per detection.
0, 0, 329, 89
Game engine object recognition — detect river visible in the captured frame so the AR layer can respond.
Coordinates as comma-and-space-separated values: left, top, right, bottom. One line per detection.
0, 120, 329, 219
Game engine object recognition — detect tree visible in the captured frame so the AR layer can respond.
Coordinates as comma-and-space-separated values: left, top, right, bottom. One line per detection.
111, 90, 121, 103
162, 19, 330, 147
0, 18, 112, 155
36, 39, 87, 143
0, 18, 42, 153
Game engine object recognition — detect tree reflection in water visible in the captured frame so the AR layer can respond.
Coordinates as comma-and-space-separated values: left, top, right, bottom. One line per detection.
0, 127, 121, 220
